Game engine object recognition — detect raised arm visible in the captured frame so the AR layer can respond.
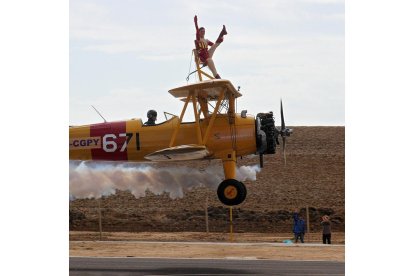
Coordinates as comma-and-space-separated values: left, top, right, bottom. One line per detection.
293, 212, 299, 222
194, 15, 200, 41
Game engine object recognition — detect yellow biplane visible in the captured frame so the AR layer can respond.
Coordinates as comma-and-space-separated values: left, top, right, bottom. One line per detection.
69, 55, 292, 206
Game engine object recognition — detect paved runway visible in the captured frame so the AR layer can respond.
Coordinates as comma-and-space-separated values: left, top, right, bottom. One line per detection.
70, 257, 345, 275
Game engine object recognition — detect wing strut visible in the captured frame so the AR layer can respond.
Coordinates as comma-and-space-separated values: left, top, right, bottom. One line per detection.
192, 92, 203, 144
202, 88, 225, 144
169, 94, 191, 147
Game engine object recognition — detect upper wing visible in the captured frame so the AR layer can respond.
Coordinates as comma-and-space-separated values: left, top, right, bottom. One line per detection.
144, 144, 211, 161
169, 79, 242, 100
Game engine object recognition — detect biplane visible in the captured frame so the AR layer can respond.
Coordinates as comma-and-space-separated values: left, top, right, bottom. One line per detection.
69, 51, 292, 206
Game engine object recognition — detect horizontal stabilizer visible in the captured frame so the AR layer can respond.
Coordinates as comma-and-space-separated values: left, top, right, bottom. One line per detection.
144, 145, 210, 161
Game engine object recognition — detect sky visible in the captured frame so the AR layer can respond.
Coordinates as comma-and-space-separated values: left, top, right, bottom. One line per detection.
70, 0, 344, 126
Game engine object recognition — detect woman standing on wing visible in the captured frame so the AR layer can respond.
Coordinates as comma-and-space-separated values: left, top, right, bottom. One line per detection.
194, 15, 227, 79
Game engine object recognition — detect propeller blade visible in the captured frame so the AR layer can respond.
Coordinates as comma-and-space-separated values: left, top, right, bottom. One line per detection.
280, 99, 287, 165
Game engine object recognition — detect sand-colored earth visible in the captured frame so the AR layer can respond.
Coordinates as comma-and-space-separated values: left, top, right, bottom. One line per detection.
70, 127, 345, 234
70, 231, 344, 262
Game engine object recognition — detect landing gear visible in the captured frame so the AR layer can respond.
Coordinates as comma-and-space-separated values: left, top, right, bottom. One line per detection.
218, 152, 246, 206
217, 179, 247, 206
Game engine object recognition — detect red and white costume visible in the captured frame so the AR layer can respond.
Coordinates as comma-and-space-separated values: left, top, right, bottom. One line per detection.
196, 38, 214, 64
194, 15, 227, 79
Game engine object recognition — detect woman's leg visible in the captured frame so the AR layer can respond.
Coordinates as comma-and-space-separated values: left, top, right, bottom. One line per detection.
209, 25, 227, 58
206, 58, 220, 78
208, 43, 219, 58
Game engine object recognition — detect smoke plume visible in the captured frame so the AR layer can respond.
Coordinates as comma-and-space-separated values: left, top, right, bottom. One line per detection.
69, 161, 260, 200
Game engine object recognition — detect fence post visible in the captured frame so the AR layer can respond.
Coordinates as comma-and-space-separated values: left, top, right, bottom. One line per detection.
229, 207, 233, 242
306, 206, 310, 242
98, 198, 103, 241
205, 197, 209, 233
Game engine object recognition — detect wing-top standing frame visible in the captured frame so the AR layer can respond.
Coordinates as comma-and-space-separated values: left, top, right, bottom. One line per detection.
168, 79, 242, 148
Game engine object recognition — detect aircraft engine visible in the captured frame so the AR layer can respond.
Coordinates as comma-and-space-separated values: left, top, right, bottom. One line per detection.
255, 101, 293, 167
256, 112, 278, 155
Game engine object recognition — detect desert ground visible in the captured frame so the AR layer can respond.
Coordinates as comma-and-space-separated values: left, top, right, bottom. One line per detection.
70, 126, 344, 260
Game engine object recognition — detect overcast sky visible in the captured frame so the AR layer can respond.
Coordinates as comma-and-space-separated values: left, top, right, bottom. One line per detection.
70, 0, 344, 126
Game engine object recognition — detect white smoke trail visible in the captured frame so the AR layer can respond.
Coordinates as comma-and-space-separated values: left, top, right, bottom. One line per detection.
236, 165, 261, 181
69, 161, 261, 200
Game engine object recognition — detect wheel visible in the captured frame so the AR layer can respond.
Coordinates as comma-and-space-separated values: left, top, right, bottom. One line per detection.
239, 181, 247, 203
217, 179, 247, 206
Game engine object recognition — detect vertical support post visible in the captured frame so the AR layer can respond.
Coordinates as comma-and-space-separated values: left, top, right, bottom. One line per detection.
97, 198, 102, 241
306, 206, 310, 242
230, 207, 233, 242
194, 49, 203, 81
205, 197, 209, 233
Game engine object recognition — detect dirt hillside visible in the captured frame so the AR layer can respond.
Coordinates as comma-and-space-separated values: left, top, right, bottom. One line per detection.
69, 126, 344, 234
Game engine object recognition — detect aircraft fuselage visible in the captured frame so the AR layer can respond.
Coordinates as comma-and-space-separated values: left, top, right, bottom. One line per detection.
69, 114, 257, 162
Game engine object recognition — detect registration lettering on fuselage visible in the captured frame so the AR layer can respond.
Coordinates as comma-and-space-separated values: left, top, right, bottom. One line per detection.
70, 137, 101, 150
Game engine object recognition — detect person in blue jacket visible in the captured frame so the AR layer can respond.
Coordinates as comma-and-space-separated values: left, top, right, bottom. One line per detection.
293, 211, 307, 243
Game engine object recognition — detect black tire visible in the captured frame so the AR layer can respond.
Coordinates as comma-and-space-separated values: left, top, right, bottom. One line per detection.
239, 181, 247, 203
217, 179, 247, 206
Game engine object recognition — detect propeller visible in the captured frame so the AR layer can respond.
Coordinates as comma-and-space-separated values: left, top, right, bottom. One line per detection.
255, 101, 292, 168
279, 99, 292, 165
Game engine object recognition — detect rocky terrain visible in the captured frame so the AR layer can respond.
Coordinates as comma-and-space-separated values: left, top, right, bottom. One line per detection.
70, 126, 344, 234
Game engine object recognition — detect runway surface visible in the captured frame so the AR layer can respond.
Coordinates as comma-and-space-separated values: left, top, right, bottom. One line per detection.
70, 257, 345, 275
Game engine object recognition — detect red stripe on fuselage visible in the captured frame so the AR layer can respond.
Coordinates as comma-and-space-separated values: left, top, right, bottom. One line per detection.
90, 121, 128, 161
